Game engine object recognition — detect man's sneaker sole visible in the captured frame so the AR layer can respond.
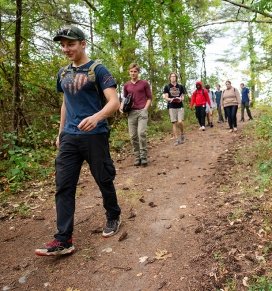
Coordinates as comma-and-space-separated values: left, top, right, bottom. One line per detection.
35, 245, 75, 256
102, 220, 121, 238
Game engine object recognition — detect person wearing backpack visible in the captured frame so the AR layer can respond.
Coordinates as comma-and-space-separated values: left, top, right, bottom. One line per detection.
120, 63, 152, 167
221, 80, 241, 132
190, 81, 211, 131
240, 83, 253, 121
163, 72, 186, 145
35, 26, 121, 256
215, 84, 224, 123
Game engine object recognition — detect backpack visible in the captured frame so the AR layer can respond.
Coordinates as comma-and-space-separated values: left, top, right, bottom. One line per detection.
60, 60, 107, 106
123, 94, 133, 113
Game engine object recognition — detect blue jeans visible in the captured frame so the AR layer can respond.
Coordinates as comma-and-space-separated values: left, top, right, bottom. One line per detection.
224, 105, 238, 129
54, 132, 121, 242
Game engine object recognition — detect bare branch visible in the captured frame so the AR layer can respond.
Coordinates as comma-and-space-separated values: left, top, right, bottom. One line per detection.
82, 0, 98, 12
194, 18, 272, 29
222, 0, 272, 19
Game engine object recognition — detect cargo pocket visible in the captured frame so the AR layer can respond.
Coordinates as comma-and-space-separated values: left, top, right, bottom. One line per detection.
101, 159, 116, 183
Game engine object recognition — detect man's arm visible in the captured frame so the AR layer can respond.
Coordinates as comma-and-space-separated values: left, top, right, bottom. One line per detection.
56, 95, 66, 148
78, 87, 120, 131
144, 98, 152, 110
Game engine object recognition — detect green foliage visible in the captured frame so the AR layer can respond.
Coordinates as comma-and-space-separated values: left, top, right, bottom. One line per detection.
249, 276, 272, 290
0, 130, 55, 194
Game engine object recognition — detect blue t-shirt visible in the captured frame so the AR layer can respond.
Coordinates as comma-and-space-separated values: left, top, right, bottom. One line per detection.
57, 61, 116, 135
241, 87, 250, 103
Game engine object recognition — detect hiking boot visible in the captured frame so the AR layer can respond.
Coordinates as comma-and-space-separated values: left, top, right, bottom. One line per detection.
141, 159, 148, 167
233, 127, 238, 132
210, 122, 214, 128
102, 217, 121, 237
201, 126, 205, 131
133, 159, 141, 166
174, 139, 180, 146
35, 239, 75, 256
179, 134, 185, 144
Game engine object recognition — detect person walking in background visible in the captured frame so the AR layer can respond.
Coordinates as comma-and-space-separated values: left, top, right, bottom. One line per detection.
35, 26, 121, 256
221, 80, 241, 133
240, 83, 253, 121
190, 81, 211, 131
163, 72, 186, 145
120, 63, 152, 167
205, 84, 215, 128
215, 84, 224, 123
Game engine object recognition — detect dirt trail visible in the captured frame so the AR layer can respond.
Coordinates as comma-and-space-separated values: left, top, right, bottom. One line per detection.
1, 122, 245, 291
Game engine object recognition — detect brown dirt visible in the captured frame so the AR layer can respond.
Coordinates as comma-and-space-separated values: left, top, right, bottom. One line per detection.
0, 120, 270, 291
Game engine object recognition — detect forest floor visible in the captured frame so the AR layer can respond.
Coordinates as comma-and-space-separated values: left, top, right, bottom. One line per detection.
1, 116, 271, 291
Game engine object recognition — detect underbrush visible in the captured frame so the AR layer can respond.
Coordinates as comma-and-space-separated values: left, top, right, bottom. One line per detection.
226, 103, 272, 290
0, 127, 56, 198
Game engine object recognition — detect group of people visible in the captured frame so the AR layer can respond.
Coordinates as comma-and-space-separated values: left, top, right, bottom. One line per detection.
190, 80, 253, 133
35, 25, 253, 257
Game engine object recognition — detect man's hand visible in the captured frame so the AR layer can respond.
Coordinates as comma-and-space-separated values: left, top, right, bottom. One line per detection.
78, 114, 99, 131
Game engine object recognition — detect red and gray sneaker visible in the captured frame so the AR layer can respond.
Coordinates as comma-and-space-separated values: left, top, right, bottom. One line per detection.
35, 239, 75, 256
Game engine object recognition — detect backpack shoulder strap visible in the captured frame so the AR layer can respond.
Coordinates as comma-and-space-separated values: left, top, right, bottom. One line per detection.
88, 60, 102, 83
60, 64, 72, 81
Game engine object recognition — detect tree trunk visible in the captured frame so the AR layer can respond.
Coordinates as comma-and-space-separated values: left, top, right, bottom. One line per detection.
248, 22, 256, 105
13, 0, 22, 133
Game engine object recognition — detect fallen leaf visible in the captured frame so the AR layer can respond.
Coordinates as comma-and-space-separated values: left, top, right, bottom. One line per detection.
158, 280, 167, 289
118, 231, 128, 241
155, 249, 172, 260
139, 256, 149, 263
102, 247, 112, 253
242, 277, 249, 287
128, 208, 136, 219
139, 197, 145, 203
148, 202, 157, 208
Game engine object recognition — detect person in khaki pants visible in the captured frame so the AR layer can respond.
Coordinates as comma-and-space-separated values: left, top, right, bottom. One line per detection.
120, 63, 152, 167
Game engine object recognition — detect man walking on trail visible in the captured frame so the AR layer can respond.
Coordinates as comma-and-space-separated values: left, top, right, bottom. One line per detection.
190, 81, 211, 131
120, 63, 152, 167
163, 72, 186, 145
35, 26, 121, 256
240, 83, 253, 121
215, 84, 224, 123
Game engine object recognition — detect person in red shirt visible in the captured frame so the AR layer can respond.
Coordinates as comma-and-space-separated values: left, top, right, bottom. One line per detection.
190, 81, 211, 131
120, 63, 152, 166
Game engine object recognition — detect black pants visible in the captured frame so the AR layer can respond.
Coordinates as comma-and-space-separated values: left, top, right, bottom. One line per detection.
241, 102, 253, 120
224, 105, 238, 129
195, 105, 206, 127
54, 133, 121, 242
